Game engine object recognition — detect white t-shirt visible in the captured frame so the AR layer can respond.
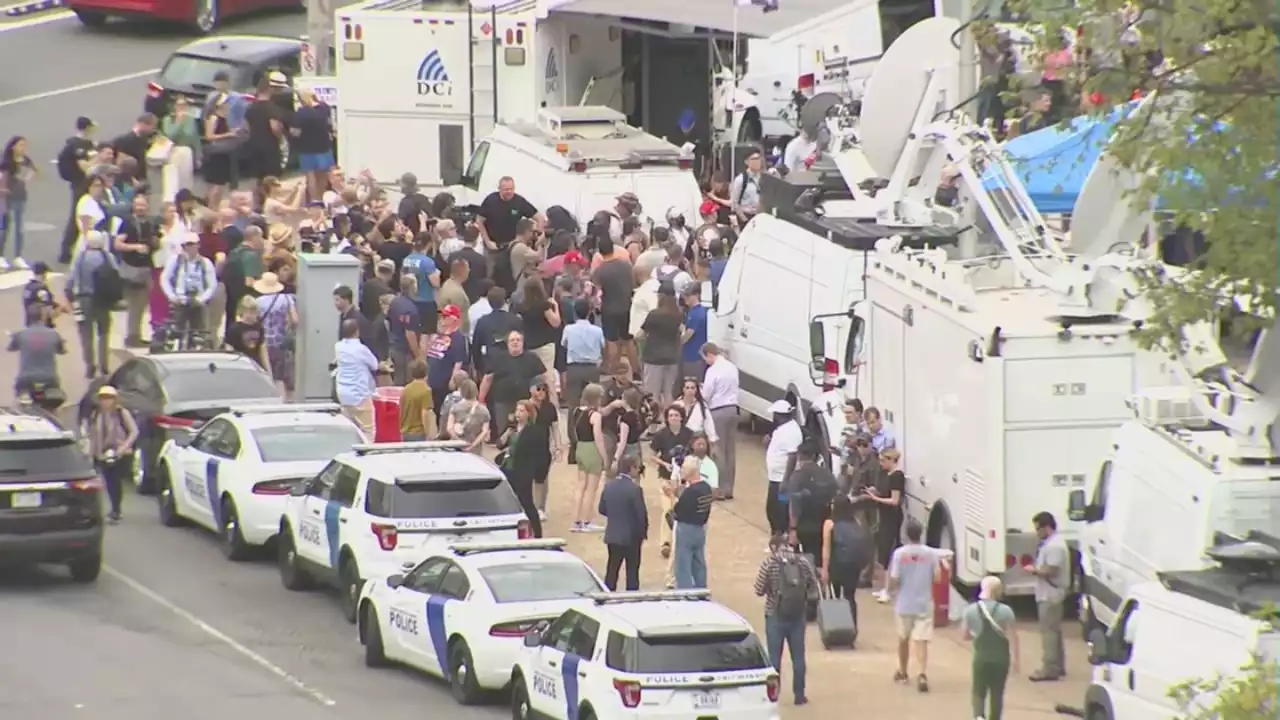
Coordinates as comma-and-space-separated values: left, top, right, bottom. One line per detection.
765, 420, 803, 484
75, 194, 105, 235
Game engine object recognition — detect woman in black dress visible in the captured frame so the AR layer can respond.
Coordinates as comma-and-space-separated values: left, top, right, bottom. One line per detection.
497, 400, 542, 539
201, 96, 237, 206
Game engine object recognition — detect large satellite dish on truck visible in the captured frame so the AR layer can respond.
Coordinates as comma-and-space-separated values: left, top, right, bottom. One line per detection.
858, 17, 962, 178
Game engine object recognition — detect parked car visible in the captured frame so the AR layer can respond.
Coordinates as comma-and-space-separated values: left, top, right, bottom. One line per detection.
77, 352, 281, 495
68, 0, 302, 35
144, 35, 304, 120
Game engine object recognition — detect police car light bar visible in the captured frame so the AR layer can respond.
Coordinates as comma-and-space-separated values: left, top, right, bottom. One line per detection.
353, 440, 470, 455
449, 538, 568, 555
229, 403, 342, 416
586, 589, 712, 605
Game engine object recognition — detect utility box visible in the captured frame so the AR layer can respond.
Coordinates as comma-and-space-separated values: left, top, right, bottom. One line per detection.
296, 253, 362, 402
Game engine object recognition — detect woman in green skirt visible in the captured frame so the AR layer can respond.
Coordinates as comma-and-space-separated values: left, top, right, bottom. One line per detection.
571, 384, 611, 532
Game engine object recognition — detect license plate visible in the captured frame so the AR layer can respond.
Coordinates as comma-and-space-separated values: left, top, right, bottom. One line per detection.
10, 492, 41, 509
692, 691, 720, 709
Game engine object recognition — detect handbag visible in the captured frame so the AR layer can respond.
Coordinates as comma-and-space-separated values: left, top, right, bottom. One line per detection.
146, 136, 174, 166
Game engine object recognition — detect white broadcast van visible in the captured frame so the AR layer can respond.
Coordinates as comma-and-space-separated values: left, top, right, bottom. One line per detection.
331, 0, 624, 186
456, 106, 704, 228
1084, 546, 1280, 720
709, 169, 959, 456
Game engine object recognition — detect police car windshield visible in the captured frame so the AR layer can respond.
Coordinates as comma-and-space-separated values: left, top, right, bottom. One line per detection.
167, 366, 277, 403
252, 425, 364, 463
366, 478, 523, 519
160, 54, 243, 90
0, 439, 92, 478
479, 563, 602, 603
610, 632, 770, 674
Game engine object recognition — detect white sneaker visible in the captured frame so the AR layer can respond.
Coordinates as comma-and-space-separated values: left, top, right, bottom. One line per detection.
875, 589, 891, 603
0, 258, 11, 271
11, 258, 29, 270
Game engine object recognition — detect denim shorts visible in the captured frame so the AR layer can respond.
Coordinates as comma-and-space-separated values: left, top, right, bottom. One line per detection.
298, 151, 335, 172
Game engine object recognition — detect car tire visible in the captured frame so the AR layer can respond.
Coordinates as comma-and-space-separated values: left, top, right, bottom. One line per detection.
68, 554, 102, 583
449, 640, 483, 705
220, 498, 253, 562
339, 557, 361, 624
158, 466, 183, 527
363, 604, 390, 667
277, 528, 313, 591
193, 0, 219, 34
73, 9, 107, 27
510, 677, 532, 720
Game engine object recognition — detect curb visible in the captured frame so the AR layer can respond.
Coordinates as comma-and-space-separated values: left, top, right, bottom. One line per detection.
4, 0, 65, 16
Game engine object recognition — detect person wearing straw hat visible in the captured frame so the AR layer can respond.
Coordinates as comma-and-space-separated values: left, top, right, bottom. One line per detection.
253, 271, 297, 397
86, 385, 138, 523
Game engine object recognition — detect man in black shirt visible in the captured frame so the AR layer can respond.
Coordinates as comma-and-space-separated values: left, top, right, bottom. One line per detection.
478, 330, 545, 437
244, 82, 285, 184
450, 225, 489, 302
477, 176, 543, 294
785, 442, 838, 566
397, 173, 432, 232
471, 286, 522, 375
22, 262, 57, 327
111, 113, 159, 185
57, 117, 97, 263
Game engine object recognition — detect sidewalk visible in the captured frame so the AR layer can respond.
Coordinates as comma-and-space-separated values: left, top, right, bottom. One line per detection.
542, 435, 1091, 718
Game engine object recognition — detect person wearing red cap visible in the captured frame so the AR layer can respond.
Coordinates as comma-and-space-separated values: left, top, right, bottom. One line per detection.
425, 303, 469, 421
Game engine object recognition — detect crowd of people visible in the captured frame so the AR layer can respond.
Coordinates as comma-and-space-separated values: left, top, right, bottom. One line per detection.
1, 91, 1080, 716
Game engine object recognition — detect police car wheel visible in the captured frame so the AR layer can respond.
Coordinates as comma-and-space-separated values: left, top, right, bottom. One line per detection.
157, 467, 182, 527
278, 529, 313, 591
510, 677, 532, 720
220, 499, 253, 562
449, 641, 482, 705
363, 604, 390, 667
68, 554, 102, 583
338, 559, 361, 623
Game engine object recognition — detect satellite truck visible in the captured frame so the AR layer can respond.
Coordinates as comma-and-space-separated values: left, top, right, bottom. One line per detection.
792, 17, 1249, 598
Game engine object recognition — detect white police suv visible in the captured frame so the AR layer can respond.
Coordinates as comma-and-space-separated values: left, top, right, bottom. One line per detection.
358, 539, 605, 704
155, 404, 365, 560
510, 590, 781, 720
277, 441, 532, 623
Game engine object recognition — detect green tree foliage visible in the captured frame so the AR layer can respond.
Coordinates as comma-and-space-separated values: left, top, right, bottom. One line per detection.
989, 0, 1278, 347
1168, 653, 1279, 719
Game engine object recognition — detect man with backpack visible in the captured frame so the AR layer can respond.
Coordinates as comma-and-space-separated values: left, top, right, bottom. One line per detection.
57, 117, 97, 264
786, 441, 839, 564
753, 532, 819, 706
727, 149, 764, 227
65, 230, 122, 378
160, 235, 217, 346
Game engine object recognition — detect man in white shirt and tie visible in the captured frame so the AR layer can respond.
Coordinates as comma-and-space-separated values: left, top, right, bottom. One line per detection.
700, 342, 740, 499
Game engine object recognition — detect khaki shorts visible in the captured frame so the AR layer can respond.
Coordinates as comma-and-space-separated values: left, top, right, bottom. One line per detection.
895, 613, 934, 641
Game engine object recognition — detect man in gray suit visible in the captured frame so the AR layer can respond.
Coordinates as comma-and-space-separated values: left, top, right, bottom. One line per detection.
598, 454, 648, 591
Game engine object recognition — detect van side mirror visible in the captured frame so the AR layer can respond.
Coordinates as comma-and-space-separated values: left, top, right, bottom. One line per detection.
808, 319, 826, 378
1067, 490, 1087, 521
523, 630, 542, 648
385, 574, 404, 589
1087, 629, 1108, 665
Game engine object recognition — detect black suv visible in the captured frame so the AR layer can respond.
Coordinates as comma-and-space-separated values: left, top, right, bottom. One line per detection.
0, 409, 103, 583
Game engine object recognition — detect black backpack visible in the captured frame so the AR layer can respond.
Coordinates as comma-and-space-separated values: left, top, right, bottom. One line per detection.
56, 139, 82, 183
775, 554, 810, 620
831, 519, 873, 569
91, 250, 124, 305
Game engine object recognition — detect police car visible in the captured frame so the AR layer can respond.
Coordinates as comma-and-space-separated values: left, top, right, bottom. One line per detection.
510, 590, 781, 720
358, 539, 605, 704
277, 441, 532, 623
155, 404, 365, 560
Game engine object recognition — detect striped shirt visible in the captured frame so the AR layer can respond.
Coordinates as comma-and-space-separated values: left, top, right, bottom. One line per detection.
753, 549, 819, 615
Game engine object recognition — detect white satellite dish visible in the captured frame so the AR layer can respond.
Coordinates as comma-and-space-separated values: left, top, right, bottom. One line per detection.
859, 17, 962, 179
1070, 95, 1154, 260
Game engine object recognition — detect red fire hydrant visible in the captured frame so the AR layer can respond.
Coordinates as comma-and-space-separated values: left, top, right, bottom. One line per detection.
933, 555, 952, 628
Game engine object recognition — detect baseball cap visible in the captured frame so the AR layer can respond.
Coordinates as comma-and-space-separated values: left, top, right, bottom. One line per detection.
375, 258, 395, 271
562, 250, 585, 266
181, 235, 199, 245
75, 116, 95, 132
439, 304, 462, 319
267, 71, 289, 87
174, 188, 196, 204
767, 399, 794, 414
30, 260, 49, 276
96, 385, 119, 398
616, 191, 640, 207
88, 163, 119, 178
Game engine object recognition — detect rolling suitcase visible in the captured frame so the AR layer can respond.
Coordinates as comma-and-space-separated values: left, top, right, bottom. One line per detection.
803, 554, 819, 622
817, 587, 857, 649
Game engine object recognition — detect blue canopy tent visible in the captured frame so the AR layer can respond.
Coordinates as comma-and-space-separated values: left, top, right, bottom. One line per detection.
989, 113, 1121, 213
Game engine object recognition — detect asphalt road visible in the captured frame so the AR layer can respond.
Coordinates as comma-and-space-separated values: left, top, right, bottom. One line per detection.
0, 6, 347, 269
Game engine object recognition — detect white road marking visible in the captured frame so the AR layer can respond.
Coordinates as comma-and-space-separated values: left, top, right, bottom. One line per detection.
0, 7, 70, 32
103, 565, 339, 708
0, 68, 158, 109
